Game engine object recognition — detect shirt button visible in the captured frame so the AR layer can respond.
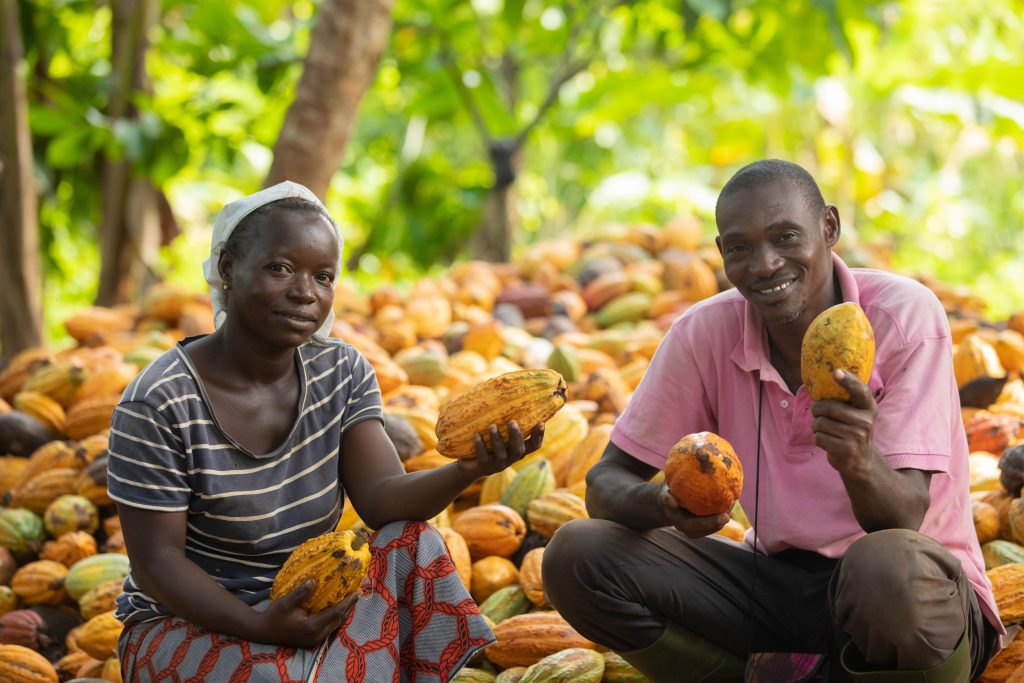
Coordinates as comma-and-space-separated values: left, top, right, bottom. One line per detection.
780, 400, 789, 408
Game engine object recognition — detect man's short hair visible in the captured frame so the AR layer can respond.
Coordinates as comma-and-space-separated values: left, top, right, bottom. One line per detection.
716, 159, 826, 217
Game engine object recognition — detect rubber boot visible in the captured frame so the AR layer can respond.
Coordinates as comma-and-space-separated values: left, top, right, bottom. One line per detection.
616, 622, 747, 683
831, 632, 970, 683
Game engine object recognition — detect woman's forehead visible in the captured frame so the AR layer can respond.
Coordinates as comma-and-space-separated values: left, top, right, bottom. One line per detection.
246, 210, 339, 259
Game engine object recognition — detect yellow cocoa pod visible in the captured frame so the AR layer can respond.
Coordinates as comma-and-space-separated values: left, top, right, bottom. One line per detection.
800, 302, 875, 401
270, 529, 371, 613
988, 562, 1024, 624
435, 369, 567, 460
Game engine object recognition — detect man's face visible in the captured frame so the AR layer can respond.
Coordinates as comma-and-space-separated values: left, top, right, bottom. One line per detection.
715, 180, 840, 330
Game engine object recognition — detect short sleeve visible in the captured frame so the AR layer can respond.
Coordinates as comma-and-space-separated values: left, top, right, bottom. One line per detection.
106, 402, 191, 511
341, 350, 384, 432
872, 335, 957, 474
611, 319, 716, 470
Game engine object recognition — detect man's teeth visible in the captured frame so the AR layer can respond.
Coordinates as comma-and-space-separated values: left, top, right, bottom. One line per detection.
759, 281, 792, 294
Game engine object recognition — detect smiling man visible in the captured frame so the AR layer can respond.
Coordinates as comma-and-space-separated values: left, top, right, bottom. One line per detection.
542, 160, 1004, 682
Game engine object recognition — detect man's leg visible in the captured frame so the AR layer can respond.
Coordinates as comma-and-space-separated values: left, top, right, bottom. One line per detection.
543, 519, 836, 681
828, 529, 998, 681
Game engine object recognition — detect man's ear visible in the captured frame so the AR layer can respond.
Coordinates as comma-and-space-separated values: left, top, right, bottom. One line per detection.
714, 235, 724, 258
823, 205, 841, 248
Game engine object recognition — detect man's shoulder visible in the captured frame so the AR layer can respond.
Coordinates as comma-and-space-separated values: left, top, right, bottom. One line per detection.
852, 268, 948, 343
674, 288, 746, 332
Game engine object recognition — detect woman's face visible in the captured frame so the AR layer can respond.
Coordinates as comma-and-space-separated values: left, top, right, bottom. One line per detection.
221, 208, 339, 350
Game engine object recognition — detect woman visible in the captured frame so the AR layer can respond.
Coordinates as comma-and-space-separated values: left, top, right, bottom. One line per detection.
107, 181, 542, 681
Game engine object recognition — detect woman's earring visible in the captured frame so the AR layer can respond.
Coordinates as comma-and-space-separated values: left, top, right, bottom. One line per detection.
222, 283, 229, 291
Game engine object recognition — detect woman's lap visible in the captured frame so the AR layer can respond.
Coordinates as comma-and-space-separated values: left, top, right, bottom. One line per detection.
120, 521, 493, 683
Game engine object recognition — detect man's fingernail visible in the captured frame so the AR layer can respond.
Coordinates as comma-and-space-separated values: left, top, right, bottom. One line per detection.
834, 369, 845, 380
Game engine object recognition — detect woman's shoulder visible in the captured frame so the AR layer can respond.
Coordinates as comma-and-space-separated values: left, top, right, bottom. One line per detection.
119, 345, 197, 409
298, 338, 377, 384
299, 337, 366, 366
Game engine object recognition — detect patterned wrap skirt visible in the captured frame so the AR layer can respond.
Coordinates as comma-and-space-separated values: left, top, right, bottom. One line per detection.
118, 521, 494, 682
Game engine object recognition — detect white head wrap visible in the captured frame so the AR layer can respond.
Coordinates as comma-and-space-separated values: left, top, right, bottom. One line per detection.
203, 181, 341, 343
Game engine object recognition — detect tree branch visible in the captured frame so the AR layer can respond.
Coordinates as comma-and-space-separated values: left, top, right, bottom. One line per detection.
509, 0, 630, 151
438, 46, 492, 147
511, 58, 588, 151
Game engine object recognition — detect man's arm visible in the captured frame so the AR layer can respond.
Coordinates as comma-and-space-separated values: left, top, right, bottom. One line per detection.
586, 442, 731, 537
811, 369, 932, 532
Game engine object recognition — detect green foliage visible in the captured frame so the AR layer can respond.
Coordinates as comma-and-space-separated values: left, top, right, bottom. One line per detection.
16, 0, 1024, 345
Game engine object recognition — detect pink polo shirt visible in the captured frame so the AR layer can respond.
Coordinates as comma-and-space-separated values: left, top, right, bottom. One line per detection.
611, 253, 1003, 636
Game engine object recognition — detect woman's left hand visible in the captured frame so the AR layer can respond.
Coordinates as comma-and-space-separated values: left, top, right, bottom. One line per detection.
456, 420, 545, 478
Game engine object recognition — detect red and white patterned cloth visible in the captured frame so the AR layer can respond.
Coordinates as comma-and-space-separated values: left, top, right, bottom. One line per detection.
119, 521, 494, 682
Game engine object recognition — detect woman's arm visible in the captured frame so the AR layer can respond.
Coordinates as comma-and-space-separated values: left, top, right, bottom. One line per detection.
339, 419, 543, 529
117, 503, 354, 648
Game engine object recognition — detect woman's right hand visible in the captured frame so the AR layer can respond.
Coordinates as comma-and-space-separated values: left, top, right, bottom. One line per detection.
255, 581, 359, 648
658, 484, 731, 538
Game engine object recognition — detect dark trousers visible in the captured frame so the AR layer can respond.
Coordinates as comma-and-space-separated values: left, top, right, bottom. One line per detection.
542, 519, 999, 679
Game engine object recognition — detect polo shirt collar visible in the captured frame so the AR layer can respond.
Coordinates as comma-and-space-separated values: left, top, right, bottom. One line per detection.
730, 252, 860, 378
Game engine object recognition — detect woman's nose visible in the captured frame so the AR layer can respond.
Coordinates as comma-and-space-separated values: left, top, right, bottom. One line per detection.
288, 275, 317, 301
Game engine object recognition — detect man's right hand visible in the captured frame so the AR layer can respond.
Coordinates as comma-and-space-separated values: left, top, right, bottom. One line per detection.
256, 581, 359, 648
658, 485, 731, 538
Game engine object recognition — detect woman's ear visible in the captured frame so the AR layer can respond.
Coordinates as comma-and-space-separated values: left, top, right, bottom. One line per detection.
218, 249, 234, 289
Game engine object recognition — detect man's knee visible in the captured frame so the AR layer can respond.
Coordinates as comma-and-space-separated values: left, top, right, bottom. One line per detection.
543, 518, 629, 607
832, 529, 968, 670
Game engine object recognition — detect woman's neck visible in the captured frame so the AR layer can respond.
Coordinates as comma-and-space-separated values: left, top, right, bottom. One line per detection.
194, 326, 297, 387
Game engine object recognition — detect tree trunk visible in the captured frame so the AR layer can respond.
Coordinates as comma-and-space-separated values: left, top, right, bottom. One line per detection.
95, 0, 160, 306
265, 0, 394, 199
471, 139, 521, 263
0, 0, 43, 360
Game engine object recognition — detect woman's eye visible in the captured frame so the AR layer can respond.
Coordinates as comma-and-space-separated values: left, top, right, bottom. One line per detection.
268, 264, 289, 274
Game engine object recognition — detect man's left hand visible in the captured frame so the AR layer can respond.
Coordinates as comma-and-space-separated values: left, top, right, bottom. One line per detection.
810, 369, 879, 473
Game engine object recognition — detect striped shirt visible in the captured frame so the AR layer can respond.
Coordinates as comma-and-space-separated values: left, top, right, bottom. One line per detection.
107, 337, 383, 625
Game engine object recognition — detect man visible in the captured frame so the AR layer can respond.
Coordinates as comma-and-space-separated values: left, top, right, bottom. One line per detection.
542, 160, 1004, 682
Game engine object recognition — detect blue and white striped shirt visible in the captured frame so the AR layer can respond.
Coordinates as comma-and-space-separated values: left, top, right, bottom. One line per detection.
107, 337, 383, 624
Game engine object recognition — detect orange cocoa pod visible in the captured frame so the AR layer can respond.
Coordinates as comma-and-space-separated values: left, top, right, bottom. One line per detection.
663, 432, 743, 517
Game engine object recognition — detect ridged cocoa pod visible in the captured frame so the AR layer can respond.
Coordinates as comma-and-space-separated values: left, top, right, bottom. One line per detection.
63, 395, 119, 441
519, 647, 605, 683
452, 505, 526, 561
11, 560, 69, 606
0, 643, 58, 682
518, 548, 547, 607
801, 303, 875, 401
526, 491, 588, 539
76, 611, 121, 660
485, 612, 595, 669
270, 529, 371, 613
435, 370, 567, 460
988, 563, 1024, 624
